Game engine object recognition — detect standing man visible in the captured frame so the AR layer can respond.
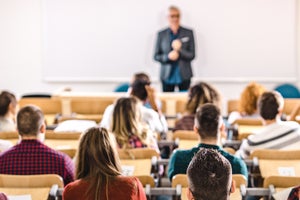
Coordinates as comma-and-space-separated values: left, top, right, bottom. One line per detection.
154, 6, 195, 92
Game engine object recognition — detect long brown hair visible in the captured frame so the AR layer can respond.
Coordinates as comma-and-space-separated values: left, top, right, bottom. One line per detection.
112, 97, 147, 148
76, 127, 121, 200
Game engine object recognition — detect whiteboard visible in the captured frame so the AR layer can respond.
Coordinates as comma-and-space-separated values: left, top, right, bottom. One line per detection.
42, 0, 296, 82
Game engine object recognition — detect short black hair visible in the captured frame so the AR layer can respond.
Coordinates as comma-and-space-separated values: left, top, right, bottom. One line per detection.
195, 103, 221, 139
258, 91, 283, 120
187, 148, 232, 200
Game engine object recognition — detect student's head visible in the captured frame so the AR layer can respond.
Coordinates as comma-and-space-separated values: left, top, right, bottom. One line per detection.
168, 5, 181, 28
17, 105, 45, 137
130, 79, 150, 101
132, 72, 150, 84
186, 82, 221, 114
112, 97, 145, 148
194, 103, 223, 140
239, 82, 266, 115
187, 148, 234, 200
258, 91, 284, 120
0, 91, 17, 117
76, 127, 121, 199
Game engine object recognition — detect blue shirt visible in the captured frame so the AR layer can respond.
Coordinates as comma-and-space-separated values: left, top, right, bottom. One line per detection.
165, 29, 182, 84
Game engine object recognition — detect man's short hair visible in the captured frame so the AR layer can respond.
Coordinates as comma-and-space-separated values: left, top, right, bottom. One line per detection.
258, 91, 284, 120
194, 103, 222, 139
17, 105, 44, 136
187, 148, 232, 200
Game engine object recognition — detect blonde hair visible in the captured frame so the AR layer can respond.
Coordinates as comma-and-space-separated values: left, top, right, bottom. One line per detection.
186, 82, 221, 114
76, 127, 121, 200
238, 82, 266, 115
112, 97, 147, 148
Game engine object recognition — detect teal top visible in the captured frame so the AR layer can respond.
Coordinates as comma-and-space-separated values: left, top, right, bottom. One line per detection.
168, 143, 248, 181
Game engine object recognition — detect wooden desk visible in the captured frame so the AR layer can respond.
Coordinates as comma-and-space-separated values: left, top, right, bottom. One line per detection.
237, 125, 262, 140
120, 159, 152, 176
44, 139, 79, 150
178, 140, 198, 150
180, 188, 241, 200
0, 187, 50, 200
259, 160, 300, 178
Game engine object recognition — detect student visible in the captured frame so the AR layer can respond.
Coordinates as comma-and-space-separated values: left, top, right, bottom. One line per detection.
228, 82, 266, 125
237, 91, 300, 159
111, 97, 159, 152
0, 105, 74, 185
173, 81, 221, 132
168, 103, 247, 180
187, 148, 235, 200
63, 127, 146, 200
0, 91, 18, 132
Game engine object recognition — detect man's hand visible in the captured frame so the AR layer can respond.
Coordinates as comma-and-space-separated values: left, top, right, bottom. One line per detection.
171, 39, 182, 51
168, 50, 179, 61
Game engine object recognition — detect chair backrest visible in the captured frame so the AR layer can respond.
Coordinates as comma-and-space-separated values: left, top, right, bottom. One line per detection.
250, 149, 300, 160
172, 174, 188, 188
0, 174, 64, 188
223, 147, 236, 155
0, 131, 19, 139
233, 118, 263, 126
227, 99, 239, 115
232, 174, 247, 188
172, 130, 199, 141
263, 176, 300, 188
45, 130, 81, 140
18, 98, 62, 114
172, 174, 247, 188
274, 83, 300, 98
117, 148, 159, 160
136, 175, 155, 187
71, 99, 114, 115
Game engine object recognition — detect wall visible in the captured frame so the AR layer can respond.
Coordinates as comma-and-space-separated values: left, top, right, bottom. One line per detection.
0, 0, 299, 114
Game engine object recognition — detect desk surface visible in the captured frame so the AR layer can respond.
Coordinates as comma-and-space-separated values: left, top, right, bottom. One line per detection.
178, 140, 198, 150
259, 159, 300, 178
238, 125, 262, 140
120, 159, 152, 176
44, 139, 79, 150
0, 187, 50, 200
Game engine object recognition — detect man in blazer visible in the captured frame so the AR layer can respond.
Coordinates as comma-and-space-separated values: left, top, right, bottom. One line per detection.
154, 6, 195, 92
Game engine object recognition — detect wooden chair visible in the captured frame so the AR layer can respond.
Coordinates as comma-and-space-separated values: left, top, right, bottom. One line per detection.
263, 176, 300, 188
117, 148, 159, 160
249, 149, 300, 160
172, 130, 199, 149
18, 98, 62, 125
70, 99, 115, 123
0, 174, 64, 200
45, 130, 81, 140
0, 131, 19, 139
223, 147, 236, 155
233, 118, 263, 126
136, 175, 155, 187
0, 174, 64, 188
227, 99, 239, 115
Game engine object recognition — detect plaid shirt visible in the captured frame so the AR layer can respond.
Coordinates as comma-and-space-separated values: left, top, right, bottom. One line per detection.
0, 139, 75, 186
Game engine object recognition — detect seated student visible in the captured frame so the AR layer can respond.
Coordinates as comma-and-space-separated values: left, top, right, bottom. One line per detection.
0, 105, 74, 186
168, 103, 247, 180
187, 148, 235, 200
63, 127, 146, 200
101, 79, 168, 135
0, 91, 17, 151
0, 91, 18, 132
111, 97, 159, 152
173, 81, 221, 132
227, 82, 266, 125
237, 91, 300, 159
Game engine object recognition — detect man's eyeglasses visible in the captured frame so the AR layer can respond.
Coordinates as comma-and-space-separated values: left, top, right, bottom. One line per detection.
169, 14, 180, 18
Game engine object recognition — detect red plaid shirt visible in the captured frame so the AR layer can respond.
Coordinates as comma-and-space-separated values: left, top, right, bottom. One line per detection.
0, 139, 75, 186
